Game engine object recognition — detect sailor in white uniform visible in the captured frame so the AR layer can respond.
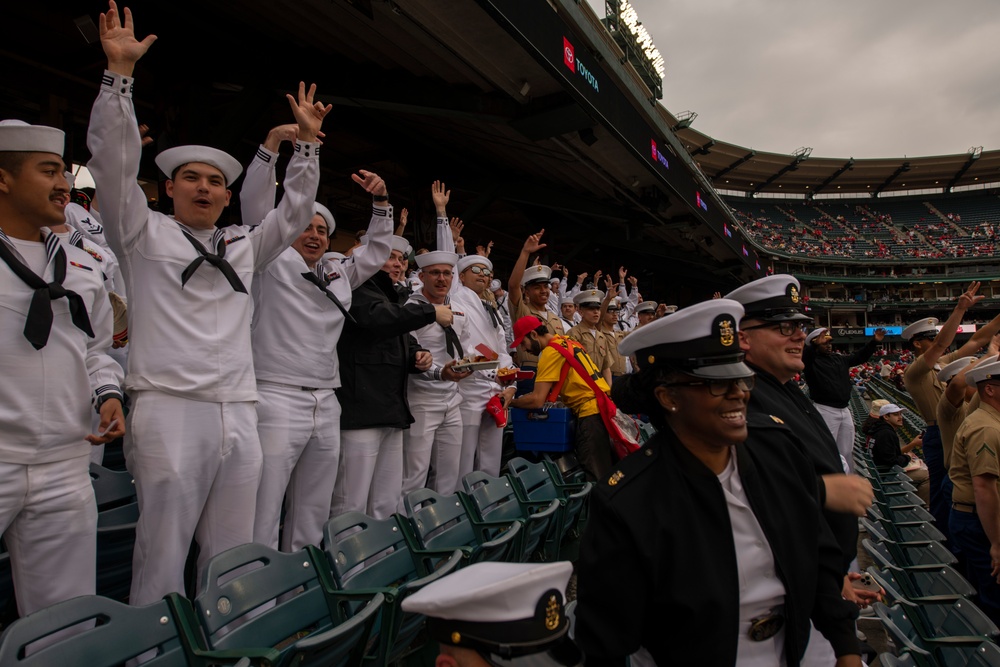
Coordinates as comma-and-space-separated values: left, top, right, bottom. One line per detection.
432, 208, 514, 479
0, 120, 124, 616
86, 1, 329, 606
400, 250, 474, 502
240, 132, 393, 552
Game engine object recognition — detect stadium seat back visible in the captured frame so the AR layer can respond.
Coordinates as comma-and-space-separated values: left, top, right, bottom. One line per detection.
0, 594, 202, 667
95, 501, 139, 602
402, 488, 520, 564
461, 472, 559, 562
89, 464, 136, 511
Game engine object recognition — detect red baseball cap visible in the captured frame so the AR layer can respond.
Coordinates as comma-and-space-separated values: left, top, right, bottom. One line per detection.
511, 316, 545, 350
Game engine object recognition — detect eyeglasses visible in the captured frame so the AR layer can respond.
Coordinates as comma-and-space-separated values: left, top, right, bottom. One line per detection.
661, 375, 756, 397
742, 321, 808, 337
424, 269, 453, 278
466, 266, 493, 277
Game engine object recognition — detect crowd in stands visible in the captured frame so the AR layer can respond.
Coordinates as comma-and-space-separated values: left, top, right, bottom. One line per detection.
729, 195, 1000, 261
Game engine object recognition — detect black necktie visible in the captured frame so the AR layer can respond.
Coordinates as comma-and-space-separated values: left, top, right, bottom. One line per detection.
179, 229, 247, 293
483, 299, 503, 330
0, 240, 94, 350
301, 271, 357, 324
443, 324, 464, 360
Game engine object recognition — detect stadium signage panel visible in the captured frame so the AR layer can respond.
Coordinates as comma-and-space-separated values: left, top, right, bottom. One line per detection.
834, 328, 866, 337
865, 326, 902, 336
474, 0, 760, 274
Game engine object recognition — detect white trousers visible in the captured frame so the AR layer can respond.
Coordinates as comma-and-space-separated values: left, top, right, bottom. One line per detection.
401, 394, 464, 506
126, 392, 262, 607
815, 403, 856, 473
462, 408, 504, 478
0, 455, 96, 616
253, 383, 340, 553
332, 427, 403, 520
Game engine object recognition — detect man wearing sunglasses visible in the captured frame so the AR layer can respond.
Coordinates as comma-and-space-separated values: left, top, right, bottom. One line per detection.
728, 274, 875, 665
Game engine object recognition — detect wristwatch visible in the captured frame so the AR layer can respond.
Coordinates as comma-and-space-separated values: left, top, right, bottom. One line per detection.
372, 194, 389, 203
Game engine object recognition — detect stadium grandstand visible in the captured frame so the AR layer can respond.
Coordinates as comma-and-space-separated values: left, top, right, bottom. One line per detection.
3, 0, 1000, 664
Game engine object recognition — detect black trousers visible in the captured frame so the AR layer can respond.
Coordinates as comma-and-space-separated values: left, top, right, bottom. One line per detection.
576, 414, 615, 482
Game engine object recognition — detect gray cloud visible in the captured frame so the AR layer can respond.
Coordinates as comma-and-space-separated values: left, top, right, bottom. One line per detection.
588, 0, 1000, 158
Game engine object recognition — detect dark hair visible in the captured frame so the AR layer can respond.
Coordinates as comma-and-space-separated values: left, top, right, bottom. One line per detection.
531, 324, 549, 338
0, 151, 30, 176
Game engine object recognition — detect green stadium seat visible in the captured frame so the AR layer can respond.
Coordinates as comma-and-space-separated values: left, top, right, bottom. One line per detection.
869, 502, 936, 526
863, 538, 958, 570
506, 457, 592, 559
460, 471, 560, 563
874, 602, 1000, 667
0, 593, 272, 666
323, 511, 463, 665
88, 464, 135, 512
95, 501, 138, 602
192, 543, 382, 667
400, 487, 521, 565
861, 516, 947, 545
868, 565, 975, 605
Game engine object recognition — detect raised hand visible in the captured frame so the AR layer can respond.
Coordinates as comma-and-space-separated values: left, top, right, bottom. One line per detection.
351, 170, 387, 198
619, 266, 627, 281
628, 275, 638, 287
99, 1, 157, 76
432, 180, 450, 215
399, 208, 408, 227
286, 82, 332, 143
263, 123, 299, 152
577, 272, 588, 285
655, 303, 668, 317
138, 123, 154, 148
603, 274, 614, 291
450, 217, 464, 244
958, 281, 983, 311
523, 229, 547, 254
593, 269, 603, 285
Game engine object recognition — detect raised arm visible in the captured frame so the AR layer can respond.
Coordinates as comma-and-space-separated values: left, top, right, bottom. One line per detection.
240, 124, 298, 227
508, 230, 546, 308
249, 83, 330, 269
87, 1, 158, 260
924, 282, 983, 368
340, 170, 393, 289
956, 310, 1000, 358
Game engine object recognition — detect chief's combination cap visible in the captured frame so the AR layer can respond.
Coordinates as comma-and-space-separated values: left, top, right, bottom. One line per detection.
937, 356, 977, 383
0, 119, 64, 155
416, 250, 459, 269
401, 562, 573, 659
635, 301, 657, 315
805, 327, 830, 345
725, 274, 810, 323
457, 254, 492, 274
521, 264, 552, 286
573, 289, 604, 307
967, 360, 1000, 387
618, 299, 752, 379
155, 145, 243, 185
901, 318, 939, 341
313, 202, 335, 233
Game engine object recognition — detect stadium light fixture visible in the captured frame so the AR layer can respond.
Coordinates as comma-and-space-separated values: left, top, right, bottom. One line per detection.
793, 146, 813, 161
672, 110, 698, 131
970, 146, 983, 160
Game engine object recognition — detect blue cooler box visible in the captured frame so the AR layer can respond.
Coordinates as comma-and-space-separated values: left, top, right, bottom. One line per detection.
511, 407, 575, 453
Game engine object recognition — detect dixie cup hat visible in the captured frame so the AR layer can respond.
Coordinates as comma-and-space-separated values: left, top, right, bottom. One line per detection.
155, 145, 243, 185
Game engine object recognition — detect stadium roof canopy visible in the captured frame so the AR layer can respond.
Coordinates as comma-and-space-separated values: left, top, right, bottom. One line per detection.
672, 123, 1000, 198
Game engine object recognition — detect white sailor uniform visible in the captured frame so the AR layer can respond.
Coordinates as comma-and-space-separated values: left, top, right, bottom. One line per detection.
436, 220, 512, 479
401, 290, 468, 501
0, 229, 123, 616
54, 228, 128, 464
87, 70, 320, 607
241, 147, 392, 552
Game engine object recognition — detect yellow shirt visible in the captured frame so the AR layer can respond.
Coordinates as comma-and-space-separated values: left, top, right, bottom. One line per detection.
536, 335, 611, 418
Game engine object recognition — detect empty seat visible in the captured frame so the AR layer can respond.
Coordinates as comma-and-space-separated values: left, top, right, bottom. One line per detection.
461, 471, 559, 562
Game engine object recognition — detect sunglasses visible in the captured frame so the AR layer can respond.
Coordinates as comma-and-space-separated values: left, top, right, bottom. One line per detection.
466, 266, 493, 277
742, 321, 808, 337
661, 375, 756, 397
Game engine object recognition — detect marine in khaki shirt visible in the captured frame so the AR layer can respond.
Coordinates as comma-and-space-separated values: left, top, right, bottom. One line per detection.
950, 403, 1000, 507
506, 230, 562, 368
568, 288, 613, 384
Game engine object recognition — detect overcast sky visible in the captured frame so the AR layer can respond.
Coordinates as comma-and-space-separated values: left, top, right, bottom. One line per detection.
587, 0, 1000, 159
